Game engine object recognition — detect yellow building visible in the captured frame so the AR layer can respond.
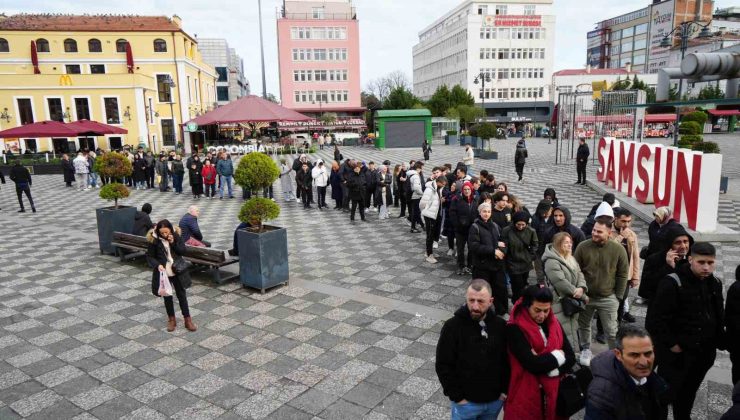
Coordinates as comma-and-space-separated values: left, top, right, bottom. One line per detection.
0, 13, 217, 153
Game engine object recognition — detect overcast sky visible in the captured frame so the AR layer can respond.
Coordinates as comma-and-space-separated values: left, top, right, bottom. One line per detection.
6, 0, 732, 100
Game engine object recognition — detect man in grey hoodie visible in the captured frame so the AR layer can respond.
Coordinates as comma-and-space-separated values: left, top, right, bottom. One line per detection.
408, 161, 425, 233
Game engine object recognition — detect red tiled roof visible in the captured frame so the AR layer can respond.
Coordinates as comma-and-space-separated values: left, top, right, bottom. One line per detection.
553, 68, 638, 76
0, 14, 181, 32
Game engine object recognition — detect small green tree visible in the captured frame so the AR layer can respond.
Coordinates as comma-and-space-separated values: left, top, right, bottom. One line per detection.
427, 85, 451, 117
475, 123, 497, 140
383, 87, 421, 110
692, 141, 720, 153
450, 85, 475, 107
94, 152, 132, 208
455, 105, 485, 132
234, 152, 281, 232
679, 121, 702, 135
697, 84, 724, 100
682, 111, 708, 126
238, 197, 281, 232
319, 112, 338, 126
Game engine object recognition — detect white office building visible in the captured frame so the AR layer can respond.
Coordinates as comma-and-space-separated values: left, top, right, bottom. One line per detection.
197, 38, 250, 106
413, 0, 555, 125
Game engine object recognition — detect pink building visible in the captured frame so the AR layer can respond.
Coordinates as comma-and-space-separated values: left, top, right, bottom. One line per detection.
277, 0, 364, 120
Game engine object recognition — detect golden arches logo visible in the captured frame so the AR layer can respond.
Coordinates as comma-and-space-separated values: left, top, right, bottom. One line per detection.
59, 75, 73, 86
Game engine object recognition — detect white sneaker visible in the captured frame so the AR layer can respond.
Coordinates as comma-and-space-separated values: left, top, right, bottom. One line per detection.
425, 255, 438, 264
296, 198, 301, 203
433, 241, 439, 249
579, 349, 593, 367
446, 249, 455, 256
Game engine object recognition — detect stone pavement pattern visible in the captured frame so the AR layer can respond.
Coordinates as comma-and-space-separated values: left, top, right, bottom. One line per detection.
0, 134, 738, 419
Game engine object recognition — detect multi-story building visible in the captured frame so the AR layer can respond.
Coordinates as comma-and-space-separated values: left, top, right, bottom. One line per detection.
276, 0, 364, 119
413, 0, 556, 126
551, 66, 658, 105
197, 38, 249, 106
0, 13, 217, 153
587, 0, 714, 74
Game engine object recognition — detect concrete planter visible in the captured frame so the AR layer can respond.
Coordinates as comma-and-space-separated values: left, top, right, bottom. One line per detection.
238, 225, 289, 293
96, 206, 136, 255
474, 149, 499, 160
0, 163, 63, 176
445, 135, 458, 145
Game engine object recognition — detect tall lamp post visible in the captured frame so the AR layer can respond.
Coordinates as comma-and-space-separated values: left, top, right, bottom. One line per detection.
660, 20, 713, 146
474, 72, 492, 123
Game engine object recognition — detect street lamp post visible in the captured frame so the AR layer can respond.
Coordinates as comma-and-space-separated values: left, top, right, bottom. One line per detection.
660, 20, 713, 146
474, 72, 492, 123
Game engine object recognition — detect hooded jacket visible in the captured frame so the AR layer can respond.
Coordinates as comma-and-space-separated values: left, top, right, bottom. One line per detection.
544, 188, 559, 208
531, 200, 553, 251
409, 170, 424, 199
347, 170, 366, 200
501, 224, 538, 275
585, 351, 668, 420
725, 267, 740, 353
449, 187, 478, 233
420, 180, 442, 220
514, 140, 528, 165
468, 218, 505, 271
133, 210, 154, 237
541, 206, 585, 253
638, 222, 694, 300
216, 158, 234, 177
179, 213, 204, 242
435, 305, 509, 403
311, 159, 329, 187
145, 227, 191, 296
542, 243, 588, 315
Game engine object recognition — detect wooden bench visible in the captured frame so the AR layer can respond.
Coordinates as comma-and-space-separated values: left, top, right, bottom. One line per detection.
111, 232, 239, 284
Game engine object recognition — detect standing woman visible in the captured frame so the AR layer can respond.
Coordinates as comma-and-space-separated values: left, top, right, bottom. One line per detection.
396, 163, 408, 218
133, 154, 147, 190
329, 160, 343, 210
514, 137, 528, 182
422, 140, 431, 161
392, 164, 402, 208
333, 144, 343, 163
155, 154, 169, 192
146, 220, 197, 332
171, 155, 185, 194
61, 154, 75, 187
541, 231, 588, 348
202, 159, 217, 199
188, 155, 203, 199
279, 158, 296, 202
450, 181, 477, 275
420, 176, 447, 263
468, 202, 508, 315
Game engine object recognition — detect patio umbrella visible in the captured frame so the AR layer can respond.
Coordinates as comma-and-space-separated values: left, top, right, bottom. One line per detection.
186, 95, 312, 125
0, 120, 77, 138
66, 119, 128, 136
31, 40, 40, 74
125, 42, 134, 74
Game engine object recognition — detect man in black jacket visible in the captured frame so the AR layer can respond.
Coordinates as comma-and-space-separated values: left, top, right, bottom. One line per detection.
646, 242, 725, 420
436, 279, 509, 419
541, 206, 585, 252
638, 223, 693, 302
9, 160, 35, 213
347, 165, 367, 222
726, 264, 740, 385
576, 137, 590, 185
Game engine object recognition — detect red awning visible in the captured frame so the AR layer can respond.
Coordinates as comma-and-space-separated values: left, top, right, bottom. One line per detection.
574, 115, 633, 124
186, 95, 312, 125
66, 119, 128, 135
645, 113, 677, 123
708, 109, 740, 117
0, 120, 77, 138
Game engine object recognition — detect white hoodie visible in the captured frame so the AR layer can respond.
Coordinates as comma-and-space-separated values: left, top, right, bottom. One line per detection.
312, 159, 329, 187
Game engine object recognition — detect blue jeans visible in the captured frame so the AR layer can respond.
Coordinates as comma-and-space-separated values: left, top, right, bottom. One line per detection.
89, 172, 98, 187
219, 175, 233, 198
450, 400, 503, 420
172, 174, 183, 193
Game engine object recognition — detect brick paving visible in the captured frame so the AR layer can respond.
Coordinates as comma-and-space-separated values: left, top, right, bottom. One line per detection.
0, 134, 738, 419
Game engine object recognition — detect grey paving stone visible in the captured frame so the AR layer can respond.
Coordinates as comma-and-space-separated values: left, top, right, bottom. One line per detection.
171, 400, 226, 420
120, 406, 167, 420
375, 392, 426, 418
268, 404, 315, 420
182, 373, 230, 397
69, 384, 120, 410
106, 369, 154, 393
396, 375, 441, 400
148, 389, 198, 417
204, 383, 253, 409
233, 393, 282, 419
287, 388, 339, 415
128, 378, 178, 404
343, 382, 394, 409
9, 389, 62, 417
0, 369, 31, 390
35, 365, 85, 388
88, 394, 142, 420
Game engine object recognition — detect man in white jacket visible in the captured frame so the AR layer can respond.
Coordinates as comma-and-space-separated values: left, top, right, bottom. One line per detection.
420, 175, 447, 263
463, 145, 475, 175
311, 159, 330, 210
408, 162, 425, 233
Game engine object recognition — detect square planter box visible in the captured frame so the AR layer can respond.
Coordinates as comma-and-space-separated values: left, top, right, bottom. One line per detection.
238, 225, 289, 293
474, 149, 499, 160
445, 135, 458, 145
96, 206, 136, 255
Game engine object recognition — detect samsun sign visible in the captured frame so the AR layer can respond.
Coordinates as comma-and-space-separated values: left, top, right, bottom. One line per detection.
596, 137, 722, 232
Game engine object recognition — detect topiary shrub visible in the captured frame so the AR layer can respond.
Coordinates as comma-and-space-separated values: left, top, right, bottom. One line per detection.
680, 134, 703, 144
446, 130, 458, 136
692, 141, 721, 153
94, 152, 132, 208
99, 183, 130, 208
679, 121, 702, 135
476, 123, 497, 140
235, 152, 281, 232
682, 111, 708, 127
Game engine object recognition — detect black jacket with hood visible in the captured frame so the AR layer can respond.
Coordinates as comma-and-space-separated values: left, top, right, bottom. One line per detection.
725, 265, 740, 353
468, 218, 505, 271
133, 211, 154, 237
145, 227, 191, 296
638, 222, 694, 300
435, 305, 509, 403
540, 206, 585, 254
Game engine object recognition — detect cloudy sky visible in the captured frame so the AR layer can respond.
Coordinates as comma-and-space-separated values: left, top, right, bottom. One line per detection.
6, 0, 732, 99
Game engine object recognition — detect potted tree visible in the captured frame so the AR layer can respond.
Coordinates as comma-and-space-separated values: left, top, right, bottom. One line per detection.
473, 123, 498, 160
94, 152, 135, 255
444, 130, 458, 145
234, 152, 288, 293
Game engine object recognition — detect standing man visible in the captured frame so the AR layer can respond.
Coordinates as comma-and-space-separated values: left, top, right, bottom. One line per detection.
514, 138, 527, 182
347, 164, 367, 222
436, 279, 509, 420
409, 162, 425, 233
463, 144, 475, 175
613, 208, 640, 323
646, 242, 725, 420
296, 163, 313, 210
73, 152, 90, 191
575, 219, 629, 365
9, 160, 35, 213
576, 137, 590, 185
216, 153, 234, 199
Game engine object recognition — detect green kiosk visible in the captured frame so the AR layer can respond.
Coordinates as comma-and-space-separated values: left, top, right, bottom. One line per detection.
374, 109, 432, 149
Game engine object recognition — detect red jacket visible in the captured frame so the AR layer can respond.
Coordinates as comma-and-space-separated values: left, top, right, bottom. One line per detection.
202, 165, 217, 185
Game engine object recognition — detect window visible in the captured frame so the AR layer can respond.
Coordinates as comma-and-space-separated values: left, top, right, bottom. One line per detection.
104, 98, 120, 124
314, 49, 327, 60
622, 26, 634, 37
621, 41, 632, 53
116, 39, 128, 53
478, 5, 488, 15
216, 67, 228, 82
88, 39, 102, 53
633, 38, 647, 51
217, 87, 229, 102
495, 5, 507, 15
157, 75, 173, 102
312, 7, 324, 19
635, 23, 648, 35
63, 39, 77, 53
36, 38, 49, 52
90, 64, 105, 74
161, 119, 175, 146
153, 39, 167, 52
17, 98, 33, 125
524, 5, 536, 15
497, 49, 509, 59
25, 139, 37, 152
47, 98, 64, 122
65, 64, 81, 74
0, 38, 8, 53
315, 70, 327, 81
108, 137, 122, 150
74, 98, 90, 120
632, 54, 646, 65
611, 30, 621, 41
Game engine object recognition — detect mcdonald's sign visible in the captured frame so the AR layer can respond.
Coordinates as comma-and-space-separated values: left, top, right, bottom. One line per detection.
59, 75, 73, 86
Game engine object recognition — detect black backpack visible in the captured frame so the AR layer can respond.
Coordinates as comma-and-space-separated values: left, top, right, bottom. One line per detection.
404, 173, 415, 199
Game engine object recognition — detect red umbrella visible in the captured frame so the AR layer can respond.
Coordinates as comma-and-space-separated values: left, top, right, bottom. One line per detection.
125, 42, 134, 74
66, 119, 128, 135
31, 40, 40, 74
186, 95, 312, 125
0, 120, 76, 138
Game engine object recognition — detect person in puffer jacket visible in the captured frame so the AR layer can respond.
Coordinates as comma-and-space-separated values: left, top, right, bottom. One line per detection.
420, 176, 447, 264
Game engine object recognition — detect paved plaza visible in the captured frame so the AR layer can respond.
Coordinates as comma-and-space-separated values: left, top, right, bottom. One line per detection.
0, 134, 739, 419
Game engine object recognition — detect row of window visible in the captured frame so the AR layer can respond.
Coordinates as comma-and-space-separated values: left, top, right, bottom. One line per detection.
15, 96, 121, 125
479, 27, 546, 40
63, 64, 106, 74
413, 30, 467, 65
0, 38, 166, 54
609, 38, 647, 55
479, 67, 545, 80
293, 90, 349, 103
290, 27, 348, 40
477, 87, 545, 100
292, 48, 348, 61
293, 69, 349, 82
479, 48, 546, 60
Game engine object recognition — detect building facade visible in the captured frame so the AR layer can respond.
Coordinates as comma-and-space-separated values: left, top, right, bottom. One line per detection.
551, 67, 658, 105
413, 0, 556, 125
197, 38, 249, 106
276, 0, 363, 119
587, 0, 714, 74
0, 14, 217, 154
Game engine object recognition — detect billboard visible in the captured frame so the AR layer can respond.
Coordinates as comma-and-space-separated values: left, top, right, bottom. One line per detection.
483, 15, 541, 27
587, 46, 603, 68
647, 0, 675, 68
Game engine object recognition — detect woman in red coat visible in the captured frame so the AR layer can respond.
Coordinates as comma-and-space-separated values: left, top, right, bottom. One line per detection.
201, 159, 217, 199
505, 285, 576, 420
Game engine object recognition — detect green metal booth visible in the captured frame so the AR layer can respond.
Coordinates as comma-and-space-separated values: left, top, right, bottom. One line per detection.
374, 109, 432, 149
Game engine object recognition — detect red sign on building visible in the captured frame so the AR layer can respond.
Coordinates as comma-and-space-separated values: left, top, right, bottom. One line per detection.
484, 15, 541, 27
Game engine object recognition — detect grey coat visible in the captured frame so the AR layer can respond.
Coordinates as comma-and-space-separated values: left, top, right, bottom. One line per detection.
280, 163, 294, 193
542, 243, 588, 315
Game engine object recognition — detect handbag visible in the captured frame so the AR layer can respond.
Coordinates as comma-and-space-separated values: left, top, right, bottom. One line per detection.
561, 296, 586, 317
556, 372, 587, 417
185, 237, 206, 248
157, 271, 173, 297
172, 257, 192, 274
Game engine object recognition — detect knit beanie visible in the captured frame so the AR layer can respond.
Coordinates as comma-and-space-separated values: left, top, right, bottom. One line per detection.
513, 211, 529, 224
